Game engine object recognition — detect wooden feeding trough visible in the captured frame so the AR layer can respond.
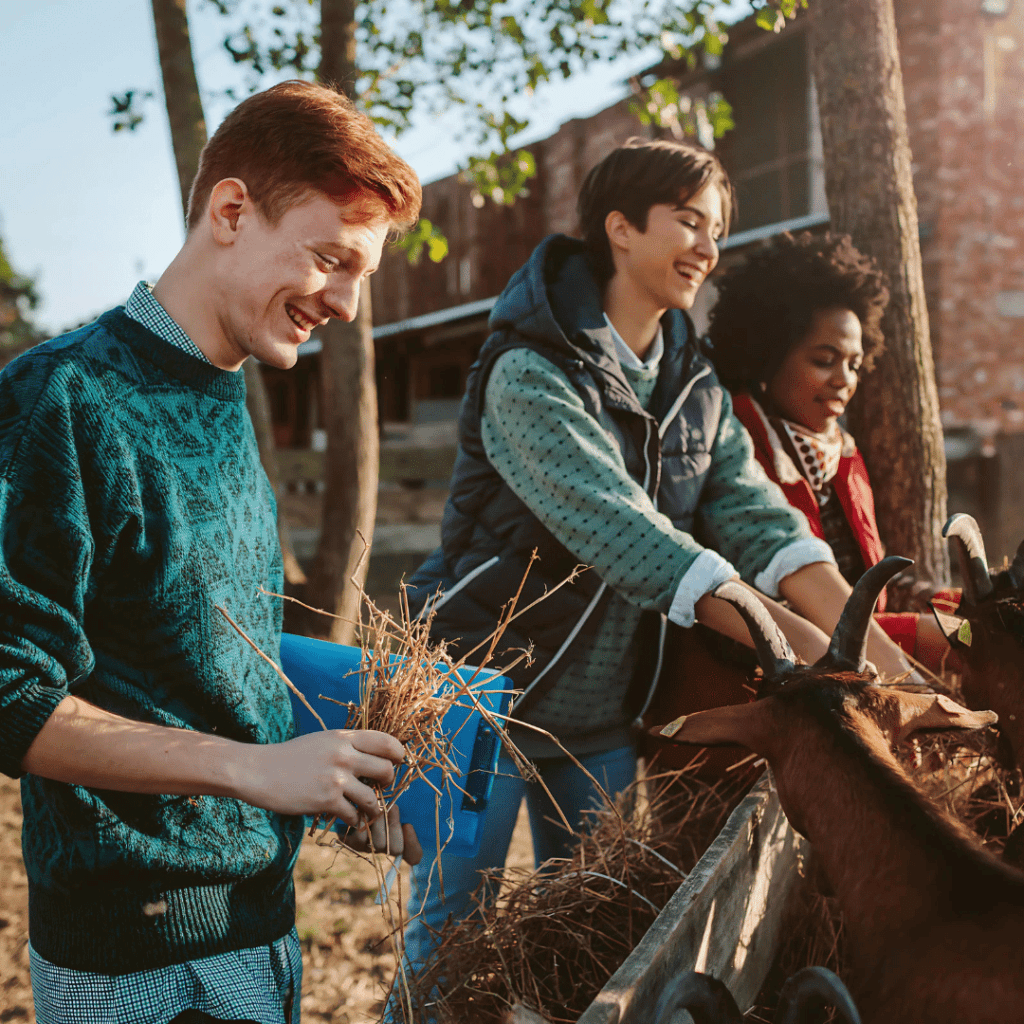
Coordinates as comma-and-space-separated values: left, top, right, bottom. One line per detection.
578, 773, 807, 1022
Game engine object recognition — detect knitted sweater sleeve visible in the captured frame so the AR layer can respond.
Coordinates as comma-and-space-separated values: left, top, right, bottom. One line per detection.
694, 389, 836, 596
0, 358, 95, 778
480, 348, 710, 614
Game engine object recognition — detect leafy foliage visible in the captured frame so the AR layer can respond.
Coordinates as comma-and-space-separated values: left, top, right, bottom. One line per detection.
113, 0, 807, 249
109, 90, 155, 132
393, 217, 449, 264
629, 79, 733, 149
0, 237, 45, 360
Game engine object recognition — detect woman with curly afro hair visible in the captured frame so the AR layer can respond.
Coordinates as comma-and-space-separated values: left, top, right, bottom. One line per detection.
707, 230, 953, 662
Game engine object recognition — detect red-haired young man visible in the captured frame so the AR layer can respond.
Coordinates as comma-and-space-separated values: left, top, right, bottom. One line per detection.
0, 81, 420, 1024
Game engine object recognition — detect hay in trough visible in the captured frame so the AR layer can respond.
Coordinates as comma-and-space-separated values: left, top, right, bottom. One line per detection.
400, 764, 756, 1024
219, 548, 648, 1019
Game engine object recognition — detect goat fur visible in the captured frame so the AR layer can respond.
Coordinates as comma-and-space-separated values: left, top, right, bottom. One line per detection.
940, 515, 1024, 772
663, 674, 1024, 1022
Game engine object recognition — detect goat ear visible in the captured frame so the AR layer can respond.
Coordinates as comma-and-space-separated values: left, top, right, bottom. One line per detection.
651, 700, 772, 750
892, 691, 997, 743
931, 606, 972, 649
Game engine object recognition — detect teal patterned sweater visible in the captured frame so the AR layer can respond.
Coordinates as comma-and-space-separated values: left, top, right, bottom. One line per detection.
0, 308, 302, 973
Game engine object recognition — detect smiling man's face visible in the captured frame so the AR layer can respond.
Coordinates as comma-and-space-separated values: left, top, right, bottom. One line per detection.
612, 181, 724, 314
216, 189, 389, 370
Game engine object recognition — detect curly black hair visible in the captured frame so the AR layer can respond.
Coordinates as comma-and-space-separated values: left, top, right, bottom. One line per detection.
706, 231, 890, 394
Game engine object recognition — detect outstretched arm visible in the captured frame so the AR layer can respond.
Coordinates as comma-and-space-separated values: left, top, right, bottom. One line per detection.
778, 561, 914, 679
22, 695, 419, 858
695, 578, 831, 665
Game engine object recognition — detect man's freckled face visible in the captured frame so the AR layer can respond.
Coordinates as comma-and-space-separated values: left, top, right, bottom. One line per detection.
221, 192, 389, 370
767, 307, 864, 435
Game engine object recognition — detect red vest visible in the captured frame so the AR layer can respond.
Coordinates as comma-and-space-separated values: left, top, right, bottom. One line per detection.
732, 393, 888, 612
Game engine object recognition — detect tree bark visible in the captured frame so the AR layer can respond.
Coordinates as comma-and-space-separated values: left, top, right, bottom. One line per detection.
243, 360, 307, 586
149, 0, 303, 583
150, 0, 206, 221
304, 283, 378, 640
299, 0, 379, 642
318, 0, 359, 96
809, 0, 949, 587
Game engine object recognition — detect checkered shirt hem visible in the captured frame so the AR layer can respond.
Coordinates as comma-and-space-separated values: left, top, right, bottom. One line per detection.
125, 281, 212, 364
30, 927, 302, 1024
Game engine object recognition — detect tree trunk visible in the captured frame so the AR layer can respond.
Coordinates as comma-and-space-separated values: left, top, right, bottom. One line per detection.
243, 361, 307, 586
809, 0, 950, 588
149, 0, 303, 583
150, 0, 206, 221
299, 0, 379, 642
318, 0, 359, 95
304, 284, 378, 641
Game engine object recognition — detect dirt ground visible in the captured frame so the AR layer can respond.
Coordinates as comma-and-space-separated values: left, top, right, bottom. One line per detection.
0, 777, 533, 1023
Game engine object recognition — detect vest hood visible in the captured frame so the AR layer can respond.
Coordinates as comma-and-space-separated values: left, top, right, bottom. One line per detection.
408, 235, 725, 724
489, 234, 701, 417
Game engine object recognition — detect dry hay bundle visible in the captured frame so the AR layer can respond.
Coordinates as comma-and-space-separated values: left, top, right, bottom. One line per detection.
219, 554, 583, 846
402, 766, 751, 1024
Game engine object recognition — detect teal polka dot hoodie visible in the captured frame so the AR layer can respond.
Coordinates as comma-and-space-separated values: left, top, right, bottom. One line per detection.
408, 235, 825, 757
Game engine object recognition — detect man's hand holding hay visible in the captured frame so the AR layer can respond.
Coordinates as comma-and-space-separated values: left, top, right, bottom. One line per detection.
24, 699, 421, 861
237, 727, 423, 863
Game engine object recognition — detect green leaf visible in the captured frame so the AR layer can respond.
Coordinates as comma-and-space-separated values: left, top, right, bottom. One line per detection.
394, 218, 449, 265
957, 620, 973, 647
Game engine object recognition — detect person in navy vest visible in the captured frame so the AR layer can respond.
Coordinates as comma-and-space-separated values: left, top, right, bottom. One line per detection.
708, 230, 956, 669
0, 81, 422, 1023
398, 139, 920, 974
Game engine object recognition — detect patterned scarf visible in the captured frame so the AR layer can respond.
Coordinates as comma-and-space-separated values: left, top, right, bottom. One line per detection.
774, 418, 852, 493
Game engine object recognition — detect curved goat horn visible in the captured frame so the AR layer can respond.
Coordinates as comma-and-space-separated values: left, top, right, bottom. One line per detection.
821, 556, 912, 674
652, 971, 743, 1024
943, 513, 994, 605
1009, 537, 1024, 592
713, 580, 796, 681
774, 966, 862, 1024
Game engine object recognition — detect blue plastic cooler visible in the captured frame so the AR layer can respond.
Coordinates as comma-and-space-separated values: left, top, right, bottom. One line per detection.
280, 633, 514, 858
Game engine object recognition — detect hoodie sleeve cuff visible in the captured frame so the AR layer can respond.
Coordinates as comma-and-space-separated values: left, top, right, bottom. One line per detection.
754, 538, 836, 599
668, 550, 738, 628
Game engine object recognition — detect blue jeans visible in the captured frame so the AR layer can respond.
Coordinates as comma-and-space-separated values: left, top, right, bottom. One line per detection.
399, 744, 637, 975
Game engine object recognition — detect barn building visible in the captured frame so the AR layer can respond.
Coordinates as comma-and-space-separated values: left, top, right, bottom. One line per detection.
266, 0, 1024, 579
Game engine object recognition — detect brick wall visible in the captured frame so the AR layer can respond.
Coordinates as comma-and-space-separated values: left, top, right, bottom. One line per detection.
898, 0, 1024, 435
372, 99, 649, 326
371, 151, 546, 324
374, 2, 1024, 441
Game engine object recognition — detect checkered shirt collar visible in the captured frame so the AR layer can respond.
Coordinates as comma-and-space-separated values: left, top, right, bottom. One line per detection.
124, 281, 212, 364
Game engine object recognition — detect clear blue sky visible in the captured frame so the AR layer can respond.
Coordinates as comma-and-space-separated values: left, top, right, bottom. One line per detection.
0, 0, 745, 334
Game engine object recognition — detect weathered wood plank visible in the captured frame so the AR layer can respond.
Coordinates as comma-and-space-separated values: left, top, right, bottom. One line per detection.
578, 773, 806, 1023
379, 444, 457, 483
274, 445, 457, 486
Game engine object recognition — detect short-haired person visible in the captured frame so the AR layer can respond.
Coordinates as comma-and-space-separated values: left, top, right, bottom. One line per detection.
0, 81, 421, 1023
399, 140, 919, 972
707, 231, 954, 667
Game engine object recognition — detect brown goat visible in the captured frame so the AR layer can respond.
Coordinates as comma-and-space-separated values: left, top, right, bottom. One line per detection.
652, 557, 1024, 1024
937, 513, 1024, 772
640, 622, 758, 781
